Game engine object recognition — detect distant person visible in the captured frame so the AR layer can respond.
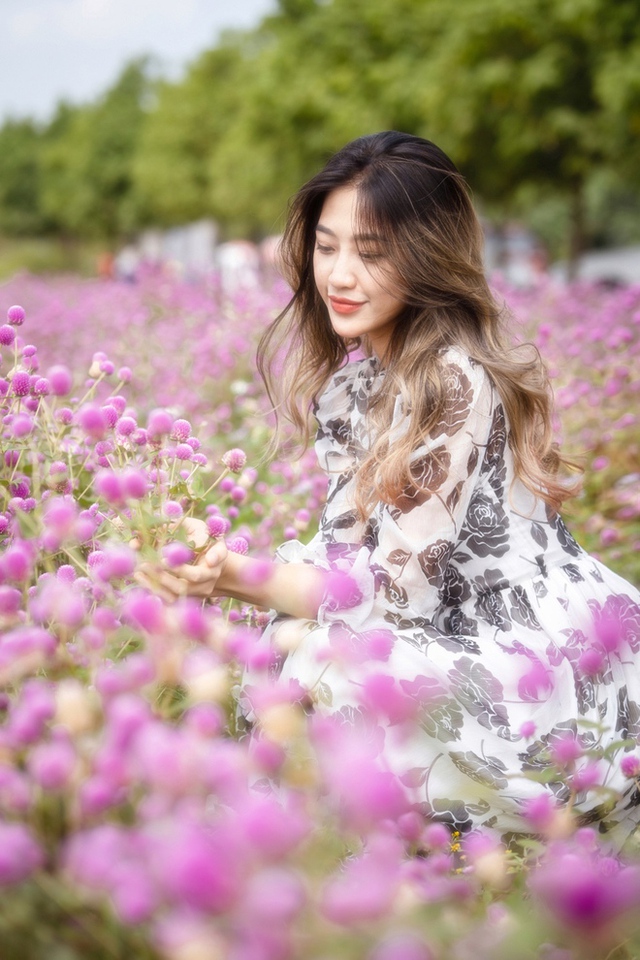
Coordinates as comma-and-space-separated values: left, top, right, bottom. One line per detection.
114, 245, 139, 284
96, 250, 114, 281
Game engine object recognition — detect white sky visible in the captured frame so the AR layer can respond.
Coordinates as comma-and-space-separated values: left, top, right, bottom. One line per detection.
1, 0, 276, 123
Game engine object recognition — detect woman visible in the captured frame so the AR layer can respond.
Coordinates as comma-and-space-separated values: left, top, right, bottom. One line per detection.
148, 132, 640, 840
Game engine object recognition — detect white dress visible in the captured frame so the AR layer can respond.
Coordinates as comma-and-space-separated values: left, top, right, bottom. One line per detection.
256, 349, 640, 841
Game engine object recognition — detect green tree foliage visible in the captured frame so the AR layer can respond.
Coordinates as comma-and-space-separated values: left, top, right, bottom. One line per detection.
0, 120, 48, 235
40, 59, 152, 239
1, 0, 639, 254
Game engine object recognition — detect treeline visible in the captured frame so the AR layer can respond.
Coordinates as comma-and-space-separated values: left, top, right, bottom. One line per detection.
1, 0, 640, 260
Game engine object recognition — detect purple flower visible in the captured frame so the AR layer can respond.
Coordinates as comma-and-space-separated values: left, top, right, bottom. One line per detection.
123, 590, 165, 634
121, 468, 147, 499
162, 542, 194, 567
33, 377, 50, 396
78, 403, 107, 440
171, 418, 191, 440
162, 500, 183, 520
0, 823, 43, 886
116, 415, 137, 436
222, 448, 247, 473
0, 324, 16, 346
11, 371, 31, 397
28, 737, 76, 791
174, 443, 193, 461
46, 365, 72, 396
530, 841, 640, 933
227, 536, 249, 555
621, 754, 640, 778
94, 469, 125, 507
7, 304, 25, 325
147, 408, 173, 438
206, 515, 229, 538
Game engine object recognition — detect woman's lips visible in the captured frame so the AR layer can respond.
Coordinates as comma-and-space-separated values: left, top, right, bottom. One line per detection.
329, 297, 366, 315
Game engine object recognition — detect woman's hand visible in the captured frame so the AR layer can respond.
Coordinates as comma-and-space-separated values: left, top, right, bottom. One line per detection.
135, 518, 229, 603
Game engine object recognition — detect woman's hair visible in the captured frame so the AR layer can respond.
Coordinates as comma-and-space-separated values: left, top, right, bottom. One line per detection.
258, 130, 578, 516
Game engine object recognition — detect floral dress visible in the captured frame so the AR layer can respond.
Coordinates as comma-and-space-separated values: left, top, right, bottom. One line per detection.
260, 349, 640, 841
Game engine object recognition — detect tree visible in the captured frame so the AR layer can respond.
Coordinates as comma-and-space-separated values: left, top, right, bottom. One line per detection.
0, 120, 48, 235
41, 59, 153, 239
414, 0, 640, 267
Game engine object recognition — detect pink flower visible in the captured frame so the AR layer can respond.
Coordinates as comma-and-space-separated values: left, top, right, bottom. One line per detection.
0, 823, 43, 886
11, 371, 31, 397
0, 324, 16, 346
147, 408, 173, 438
227, 536, 249, 555
93, 469, 125, 507
358, 673, 419, 725
321, 833, 403, 925
530, 841, 640, 933
47, 365, 73, 396
7, 304, 25, 325
28, 737, 76, 791
123, 590, 165, 634
222, 448, 247, 472
171, 418, 191, 440
78, 403, 107, 440
550, 734, 583, 767
162, 542, 194, 567
162, 500, 183, 520
206, 515, 229, 538
621, 754, 640, 779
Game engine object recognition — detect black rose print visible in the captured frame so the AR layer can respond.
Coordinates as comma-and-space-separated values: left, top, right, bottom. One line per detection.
459, 492, 510, 558
395, 446, 451, 513
432, 363, 474, 437
418, 539, 453, 588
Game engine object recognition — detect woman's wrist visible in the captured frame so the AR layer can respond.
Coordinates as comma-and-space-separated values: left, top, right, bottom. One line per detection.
215, 551, 325, 620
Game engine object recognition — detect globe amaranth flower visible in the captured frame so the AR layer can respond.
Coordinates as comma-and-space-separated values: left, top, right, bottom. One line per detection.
147, 408, 173, 438
33, 377, 50, 397
227, 536, 249, 555
7, 305, 25, 325
162, 542, 194, 567
47, 365, 73, 396
78, 404, 107, 440
116, 416, 137, 437
0, 324, 16, 346
206, 515, 229, 538
162, 501, 183, 520
621, 754, 640, 778
222, 448, 247, 473
171, 418, 191, 441
0, 823, 43, 886
10, 371, 31, 397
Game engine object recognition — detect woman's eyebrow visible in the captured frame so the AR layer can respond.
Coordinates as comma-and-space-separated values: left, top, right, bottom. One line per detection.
315, 224, 383, 242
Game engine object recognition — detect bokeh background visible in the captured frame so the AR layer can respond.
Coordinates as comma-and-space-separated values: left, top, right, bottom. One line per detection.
1, 0, 640, 281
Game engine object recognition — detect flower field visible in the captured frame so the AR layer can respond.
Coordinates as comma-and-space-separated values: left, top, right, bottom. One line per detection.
0, 269, 639, 960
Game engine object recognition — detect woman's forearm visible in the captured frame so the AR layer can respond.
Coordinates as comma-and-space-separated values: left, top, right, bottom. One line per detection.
216, 553, 326, 620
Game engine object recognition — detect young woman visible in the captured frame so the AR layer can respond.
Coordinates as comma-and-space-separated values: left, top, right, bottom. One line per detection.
147, 132, 640, 841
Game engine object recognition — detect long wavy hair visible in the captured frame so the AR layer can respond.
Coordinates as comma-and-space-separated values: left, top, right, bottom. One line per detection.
258, 131, 579, 517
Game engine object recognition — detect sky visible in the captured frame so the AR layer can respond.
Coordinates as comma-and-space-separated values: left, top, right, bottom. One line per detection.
1, 0, 277, 123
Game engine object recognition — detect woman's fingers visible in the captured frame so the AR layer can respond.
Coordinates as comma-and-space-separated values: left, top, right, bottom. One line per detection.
204, 542, 227, 567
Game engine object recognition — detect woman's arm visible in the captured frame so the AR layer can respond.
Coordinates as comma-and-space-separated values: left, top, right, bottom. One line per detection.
137, 529, 326, 620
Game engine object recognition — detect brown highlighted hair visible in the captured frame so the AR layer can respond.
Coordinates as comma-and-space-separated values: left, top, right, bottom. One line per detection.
258, 131, 578, 516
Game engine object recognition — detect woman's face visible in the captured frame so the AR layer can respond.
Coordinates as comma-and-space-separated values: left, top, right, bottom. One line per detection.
312, 185, 404, 359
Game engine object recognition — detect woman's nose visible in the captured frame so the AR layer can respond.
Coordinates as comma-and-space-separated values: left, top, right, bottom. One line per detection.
328, 252, 357, 288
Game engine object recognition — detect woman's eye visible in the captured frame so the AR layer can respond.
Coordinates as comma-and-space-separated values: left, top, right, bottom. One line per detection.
315, 243, 333, 255
360, 251, 383, 262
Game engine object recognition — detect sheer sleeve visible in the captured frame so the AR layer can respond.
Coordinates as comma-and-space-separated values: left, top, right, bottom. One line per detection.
317, 352, 498, 628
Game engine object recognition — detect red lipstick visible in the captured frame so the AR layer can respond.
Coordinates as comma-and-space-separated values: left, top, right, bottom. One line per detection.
329, 297, 366, 315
